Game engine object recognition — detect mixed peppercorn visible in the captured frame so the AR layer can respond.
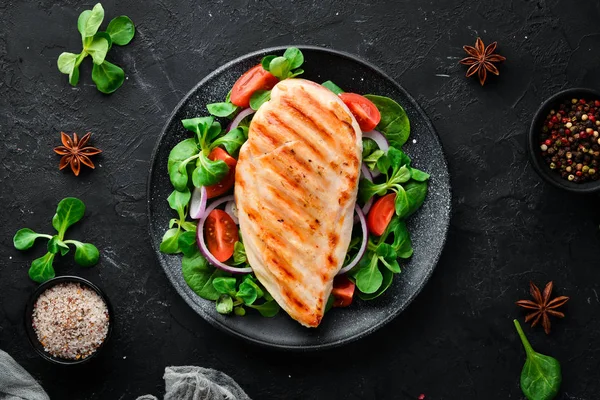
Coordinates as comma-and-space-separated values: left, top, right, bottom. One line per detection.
539, 98, 600, 183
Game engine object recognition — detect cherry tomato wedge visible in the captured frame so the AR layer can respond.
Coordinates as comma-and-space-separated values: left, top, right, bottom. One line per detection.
205, 148, 237, 199
204, 209, 239, 262
230, 64, 279, 108
332, 275, 356, 307
367, 193, 396, 236
339, 92, 381, 132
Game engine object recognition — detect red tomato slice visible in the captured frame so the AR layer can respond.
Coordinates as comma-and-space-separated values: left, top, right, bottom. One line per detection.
205, 148, 237, 199
332, 275, 356, 307
204, 209, 239, 262
367, 193, 396, 236
339, 92, 381, 132
230, 64, 279, 108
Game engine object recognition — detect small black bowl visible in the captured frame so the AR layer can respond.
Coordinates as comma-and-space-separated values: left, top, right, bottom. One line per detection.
528, 88, 600, 194
24, 276, 113, 365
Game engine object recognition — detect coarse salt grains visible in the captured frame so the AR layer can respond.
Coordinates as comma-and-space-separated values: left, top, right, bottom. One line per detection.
32, 282, 109, 360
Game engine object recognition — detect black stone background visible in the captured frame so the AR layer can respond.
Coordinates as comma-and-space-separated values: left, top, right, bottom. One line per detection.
1, 0, 599, 399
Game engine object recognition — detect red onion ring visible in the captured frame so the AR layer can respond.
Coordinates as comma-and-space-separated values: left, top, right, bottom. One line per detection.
228, 108, 255, 132
224, 200, 239, 225
196, 195, 252, 274
338, 205, 368, 275
189, 186, 207, 220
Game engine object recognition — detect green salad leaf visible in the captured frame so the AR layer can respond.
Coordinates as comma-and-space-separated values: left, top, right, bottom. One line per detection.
261, 47, 305, 80
364, 95, 410, 147
182, 251, 228, 301
13, 229, 52, 250
207, 102, 238, 118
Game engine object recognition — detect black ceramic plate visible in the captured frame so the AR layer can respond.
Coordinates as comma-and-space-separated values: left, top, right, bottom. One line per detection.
148, 46, 451, 350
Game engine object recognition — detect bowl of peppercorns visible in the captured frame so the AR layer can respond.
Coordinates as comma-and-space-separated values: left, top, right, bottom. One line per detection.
529, 88, 600, 193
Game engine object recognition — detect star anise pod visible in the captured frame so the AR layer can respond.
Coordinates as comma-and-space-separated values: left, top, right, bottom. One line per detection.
459, 37, 506, 86
54, 132, 102, 176
516, 281, 569, 335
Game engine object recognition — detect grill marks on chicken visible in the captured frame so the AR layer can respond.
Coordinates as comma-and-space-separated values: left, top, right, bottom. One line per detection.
235, 79, 362, 327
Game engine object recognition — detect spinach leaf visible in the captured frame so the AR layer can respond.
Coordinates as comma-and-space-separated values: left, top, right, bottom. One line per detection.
358, 266, 393, 300
237, 279, 258, 305
410, 167, 430, 181
159, 228, 180, 254
68, 241, 100, 266
284, 47, 304, 69
514, 320, 561, 400
105, 16, 135, 45
177, 231, 197, 257
322, 80, 344, 95
248, 300, 280, 317
394, 186, 410, 218
387, 218, 413, 258
352, 254, 383, 294
232, 241, 247, 265
29, 253, 56, 283
404, 181, 428, 217
13, 229, 51, 250
362, 138, 379, 159
213, 277, 237, 296
211, 127, 246, 158
193, 153, 229, 187
216, 294, 234, 314
47, 236, 70, 256
52, 197, 85, 235
207, 102, 238, 118
91, 60, 125, 94
182, 251, 228, 300
168, 138, 199, 191
167, 189, 191, 221
364, 95, 410, 147
182, 117, 214, 146
249, 90, 271, 111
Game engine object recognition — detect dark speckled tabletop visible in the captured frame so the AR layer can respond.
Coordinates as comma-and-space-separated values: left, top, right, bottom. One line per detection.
1, 1, 599, 399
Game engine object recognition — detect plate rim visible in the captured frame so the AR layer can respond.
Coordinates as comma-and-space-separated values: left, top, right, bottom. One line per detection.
147, 45, 451, 350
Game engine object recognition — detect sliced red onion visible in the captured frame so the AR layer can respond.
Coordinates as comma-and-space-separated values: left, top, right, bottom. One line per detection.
197, 195, 252, 274
224, 200, 239, 225
228, 108, 255, 132
189, 186, 208, 220
338, 205, 368, 275
360, 164, 374, 215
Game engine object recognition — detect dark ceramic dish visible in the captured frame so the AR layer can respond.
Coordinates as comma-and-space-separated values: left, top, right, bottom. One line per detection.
24, 276, 113, 365
528, 88, 600, 194
147, 46, 451, 350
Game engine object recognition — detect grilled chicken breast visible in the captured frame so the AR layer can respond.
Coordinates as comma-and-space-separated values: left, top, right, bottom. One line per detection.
235, 79, 362, 327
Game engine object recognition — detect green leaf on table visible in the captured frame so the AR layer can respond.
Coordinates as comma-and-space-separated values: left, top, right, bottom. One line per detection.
92, 60, 125, 94
84, 34, 109, 65
78, 3, 104, 39
514, 319, 561, 400
71, 242, 100, 266
216, 294, 234, 314
47, 236, 70, 256
52, 197, 85, 235
29, 252, 56, 283
207, 102, 238, 118
13, 228, 49, 250
106, 16, 135, 45
364, 94, 410, 147
159, 228, 180, 254
249, 90, 271, 111
182, 251, 228, 301
57, 52, 79, 76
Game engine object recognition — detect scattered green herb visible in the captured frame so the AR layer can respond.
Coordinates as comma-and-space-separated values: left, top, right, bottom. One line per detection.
57, 3, 135, 93
514, 319, 562, 400
13, 198, 100, 283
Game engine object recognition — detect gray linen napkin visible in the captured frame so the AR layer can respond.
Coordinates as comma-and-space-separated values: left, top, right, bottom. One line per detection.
138, 366, 251, 400
0, 350, 49, 400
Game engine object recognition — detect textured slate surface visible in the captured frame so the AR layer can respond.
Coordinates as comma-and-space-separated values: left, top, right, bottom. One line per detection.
1, 0, 599, 399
